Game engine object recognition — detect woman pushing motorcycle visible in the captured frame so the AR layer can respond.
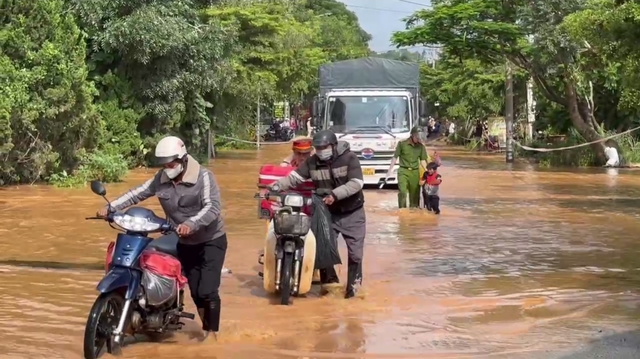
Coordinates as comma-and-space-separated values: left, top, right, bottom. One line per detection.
97, 136, 226, 343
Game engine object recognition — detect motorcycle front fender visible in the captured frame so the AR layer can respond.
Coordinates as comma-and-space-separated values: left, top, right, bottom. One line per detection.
96, 267, 142, 300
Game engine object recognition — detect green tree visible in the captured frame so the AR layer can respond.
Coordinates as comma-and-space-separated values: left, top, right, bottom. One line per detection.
0, 0, 99, 185
200, 0, 371, 141
300, 0, 371, 45
421, 57, 506, 130
373, 49, 424, 62
563, 0, 640, 131
392, 0, 612, 162
1, 0, 373, 185
69, 0, 234, 157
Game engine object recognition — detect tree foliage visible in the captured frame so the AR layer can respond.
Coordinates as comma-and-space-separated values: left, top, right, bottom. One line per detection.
422, 57, 507, 125
392, 0, 640, 164
0, 0, 370, 185
1, 0, 99, 184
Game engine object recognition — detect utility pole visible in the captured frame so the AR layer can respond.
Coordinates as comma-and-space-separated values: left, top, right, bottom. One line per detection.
207, 127, 213, 160
525, 78, 536, 142
256, 95, 261, 148
525, 35, 536, 142
505, 60, 515, 163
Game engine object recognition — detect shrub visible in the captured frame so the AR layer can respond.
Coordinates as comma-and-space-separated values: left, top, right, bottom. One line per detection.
48, 150, 128, 188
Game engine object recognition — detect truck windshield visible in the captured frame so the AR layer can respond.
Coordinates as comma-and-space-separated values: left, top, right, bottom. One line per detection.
326, 96, 410, 133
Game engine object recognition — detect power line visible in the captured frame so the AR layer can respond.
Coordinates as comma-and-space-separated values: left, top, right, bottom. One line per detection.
397, 0, 431, 6
343, 4, 414, 14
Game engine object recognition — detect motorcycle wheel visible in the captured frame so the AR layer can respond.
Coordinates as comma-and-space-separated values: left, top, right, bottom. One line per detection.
83, 292, 124, 359
279, 251, 294, 305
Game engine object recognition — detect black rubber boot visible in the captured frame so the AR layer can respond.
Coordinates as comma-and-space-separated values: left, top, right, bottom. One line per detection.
320, 267, 340, 284
202, 298, 221, 332
345, 260, 362, 299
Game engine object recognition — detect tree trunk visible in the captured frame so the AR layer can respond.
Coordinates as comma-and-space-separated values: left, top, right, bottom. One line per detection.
564, 80, 607, 165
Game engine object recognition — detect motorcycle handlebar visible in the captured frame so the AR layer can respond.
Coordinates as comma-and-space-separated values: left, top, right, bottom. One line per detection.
161, 222, 176, 233
255, 191, 313, 199
254, 191, 280, 200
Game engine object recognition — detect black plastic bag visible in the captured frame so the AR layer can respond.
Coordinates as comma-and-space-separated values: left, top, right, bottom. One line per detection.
311, 194, 342, 269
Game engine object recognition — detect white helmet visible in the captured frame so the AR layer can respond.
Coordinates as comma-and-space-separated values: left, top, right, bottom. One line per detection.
155, 136, 187, 165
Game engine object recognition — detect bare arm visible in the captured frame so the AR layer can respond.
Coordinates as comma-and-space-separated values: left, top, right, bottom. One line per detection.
386, 157, 398, 175
387, 143, 401, 175
420, 160, 427, 171
420, 145, 428, 171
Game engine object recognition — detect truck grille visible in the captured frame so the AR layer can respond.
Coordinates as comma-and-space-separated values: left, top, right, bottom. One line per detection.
356, 150, 395, 160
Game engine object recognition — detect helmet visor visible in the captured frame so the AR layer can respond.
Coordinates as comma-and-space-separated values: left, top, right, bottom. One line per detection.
156, 154, 180, 165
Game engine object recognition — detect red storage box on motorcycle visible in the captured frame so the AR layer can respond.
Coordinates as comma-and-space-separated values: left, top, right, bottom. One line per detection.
257, 165, 314, 219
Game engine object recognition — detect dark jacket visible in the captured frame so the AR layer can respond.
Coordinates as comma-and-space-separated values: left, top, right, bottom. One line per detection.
275, 141, 365, 214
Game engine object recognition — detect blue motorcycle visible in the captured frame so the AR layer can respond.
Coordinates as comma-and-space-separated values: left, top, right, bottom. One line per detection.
83, 180, 195, 359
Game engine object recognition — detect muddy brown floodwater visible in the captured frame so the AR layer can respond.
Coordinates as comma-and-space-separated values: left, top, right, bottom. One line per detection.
2, 145, 640, 359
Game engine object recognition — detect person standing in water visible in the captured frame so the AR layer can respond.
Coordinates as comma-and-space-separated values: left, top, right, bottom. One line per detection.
265, 130, 366, 298
281, 137, 314, 167
385, 126, 429, 208
420, 162, 442, 214
604, 140, 620, 167
97, 136, 226, 343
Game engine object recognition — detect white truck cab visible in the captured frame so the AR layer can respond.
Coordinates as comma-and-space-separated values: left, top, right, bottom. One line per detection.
321, 89, 413, 185
313, 57, 428, 186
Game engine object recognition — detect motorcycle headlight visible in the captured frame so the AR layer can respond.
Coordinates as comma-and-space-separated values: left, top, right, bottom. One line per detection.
283, 194, 304, 207
113, 213, 162, 232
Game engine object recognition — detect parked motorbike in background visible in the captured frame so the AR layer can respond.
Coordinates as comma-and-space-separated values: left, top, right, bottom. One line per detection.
280, 127, 294, 141
83, 180, 194, 359
262, 126, 279, 142
262, 123, 294, 142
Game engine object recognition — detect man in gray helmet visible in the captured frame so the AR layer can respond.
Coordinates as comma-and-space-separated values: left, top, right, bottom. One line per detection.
264, 130, 366, 298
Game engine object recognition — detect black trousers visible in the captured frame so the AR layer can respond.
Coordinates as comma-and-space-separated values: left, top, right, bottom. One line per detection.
177, 234, 227, 332
424, 194, 440, 214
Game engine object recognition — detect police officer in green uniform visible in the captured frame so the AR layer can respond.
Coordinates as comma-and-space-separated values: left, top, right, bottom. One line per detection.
385, 126, 428, 208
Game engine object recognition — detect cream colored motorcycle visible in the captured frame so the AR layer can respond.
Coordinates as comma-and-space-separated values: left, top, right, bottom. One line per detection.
256, 191, 316, 305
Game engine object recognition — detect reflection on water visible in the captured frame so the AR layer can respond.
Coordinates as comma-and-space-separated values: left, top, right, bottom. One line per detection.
1, 147, 640, 358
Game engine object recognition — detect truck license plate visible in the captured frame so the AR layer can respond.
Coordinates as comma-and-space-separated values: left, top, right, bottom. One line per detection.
363, 168, 375, 176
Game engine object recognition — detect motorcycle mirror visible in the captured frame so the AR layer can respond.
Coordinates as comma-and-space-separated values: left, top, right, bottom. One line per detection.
419, 99, 428, 117
90, 180, 107, 197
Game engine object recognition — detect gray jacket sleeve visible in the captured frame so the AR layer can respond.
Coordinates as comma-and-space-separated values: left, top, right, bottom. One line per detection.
269, 157, 311, 190
109, 172, 160, 211
183, 170, 221, 232
331, 153, 364, 200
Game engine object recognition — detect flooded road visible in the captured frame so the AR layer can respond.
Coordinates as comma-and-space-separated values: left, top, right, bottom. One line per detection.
2, 146, 640, 358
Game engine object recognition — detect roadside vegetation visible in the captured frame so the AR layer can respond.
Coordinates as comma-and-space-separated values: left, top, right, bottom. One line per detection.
5, 0, 640, 188
392, 0, 640, 167
1, 0, 370, 187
